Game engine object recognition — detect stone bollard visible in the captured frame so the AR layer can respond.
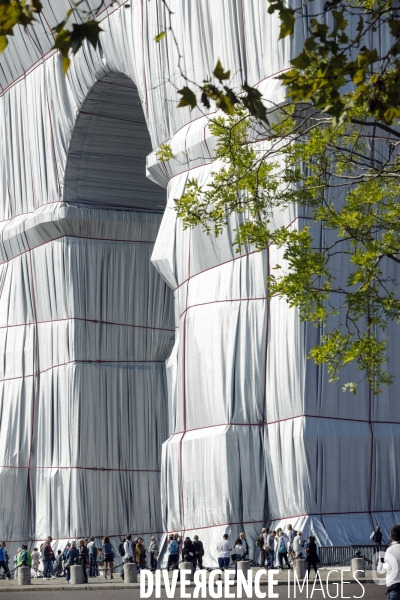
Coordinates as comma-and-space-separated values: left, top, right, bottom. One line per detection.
17, 566, 31, 585
237, 561, 250, 577
351, 557, 365, 578
70, 564, 86, 585
124, 562, 138, 583
179, 561, 195, 582
294, 558, 307, 580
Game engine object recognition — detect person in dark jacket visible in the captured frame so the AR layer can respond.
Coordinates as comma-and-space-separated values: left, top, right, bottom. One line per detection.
42, 539, 56, 578
182, 537, 196, 576
102, 536, 114, 580
65, 541, 79, 583
136, 537, 147, 572
305, 536, 319, 576
193, 535, 204, 570
78, 539, 89, 583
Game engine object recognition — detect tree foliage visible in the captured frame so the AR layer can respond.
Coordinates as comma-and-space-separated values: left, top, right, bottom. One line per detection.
0, 0, 117, 72
172, 102, 400, 394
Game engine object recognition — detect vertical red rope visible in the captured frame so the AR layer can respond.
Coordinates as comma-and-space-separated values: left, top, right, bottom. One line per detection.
179, 228, 191, 542
23, 222, 39, 547
262, 246, 270, 526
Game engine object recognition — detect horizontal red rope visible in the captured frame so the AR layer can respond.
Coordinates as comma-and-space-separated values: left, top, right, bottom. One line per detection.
0, 316, 174, 333
0, 358, 166, 384
0, 465, 160, 473
0, 232, 156, 266
170, 413, 400, 436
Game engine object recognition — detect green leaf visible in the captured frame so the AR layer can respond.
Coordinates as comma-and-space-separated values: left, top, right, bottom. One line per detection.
177, 86, 197, 110
154, 30, 166, 42
278, 7, 295, 39
0, 35, 7, 53
213, 59, 231, 81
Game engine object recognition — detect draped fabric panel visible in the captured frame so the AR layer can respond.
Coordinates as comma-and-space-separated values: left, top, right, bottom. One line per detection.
0, 0, 399, 564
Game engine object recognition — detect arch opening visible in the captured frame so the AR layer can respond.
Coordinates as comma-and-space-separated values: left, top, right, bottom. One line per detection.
64, 72, 165, 212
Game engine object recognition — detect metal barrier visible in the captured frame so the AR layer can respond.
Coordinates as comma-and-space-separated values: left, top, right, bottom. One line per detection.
318, 544, 388, 567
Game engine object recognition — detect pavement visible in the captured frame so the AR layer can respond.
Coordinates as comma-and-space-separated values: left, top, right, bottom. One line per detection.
0, 566, 389, 598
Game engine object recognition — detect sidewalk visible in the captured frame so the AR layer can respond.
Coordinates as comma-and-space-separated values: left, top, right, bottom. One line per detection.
0, 566, 377, 592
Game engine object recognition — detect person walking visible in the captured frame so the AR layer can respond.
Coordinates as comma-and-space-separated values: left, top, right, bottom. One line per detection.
0, 543, 11, 580
378, 524, 400, 600
136, 537, 147, 572
216, 534, 232, 580
65, 541, 79, 584
78, 539, 89, 583
149, 536, 159, 570
88, 537, 98, 577
31, 547, 40, 578
305, 536, 319, 577
193, 535, 204, 570
102, 537, 114, 580
167, 534, 179, 571
277, 531, 291, 569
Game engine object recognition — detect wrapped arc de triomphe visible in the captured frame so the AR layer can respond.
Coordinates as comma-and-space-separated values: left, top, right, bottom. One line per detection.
0, 0, 399, 563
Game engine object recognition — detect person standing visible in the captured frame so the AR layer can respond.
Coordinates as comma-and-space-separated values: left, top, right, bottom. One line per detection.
0, 542, 11, 579
65, 541, 79, 584
182, 537, 196, 576
123, 534, 134, 563
258, 528, 269, 566
305, 536, 319, 577
239, 533, 248, 559
149, 536, 159, 570
277, 531, 291, 569
293, 531, 305, 557
78, 539, 89, 583
371, 525, 384, 550
378, 525, 400, 600
286, 525, 297, 559
102, 536, 114, 579
266, 531, 276, 568
216, 534, 232, 580
88, 537, 98, 577
167, 534, 179, 571
193, 535, 204, 570
233, 538, 244, 580
55, 550, 63, 576
42, 539, 56, 578
31, 547, 41, 578
136, 537, 146, 572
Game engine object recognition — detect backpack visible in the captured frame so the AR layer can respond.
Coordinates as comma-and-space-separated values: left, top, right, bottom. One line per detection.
90, 544, 98, 556
119, 541, 125, 557
255, 536, 263, 548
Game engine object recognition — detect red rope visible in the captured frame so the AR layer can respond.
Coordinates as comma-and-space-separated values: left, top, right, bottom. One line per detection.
0, 316, 174, 333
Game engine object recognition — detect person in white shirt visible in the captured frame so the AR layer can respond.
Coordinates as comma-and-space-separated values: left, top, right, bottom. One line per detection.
276, 531, 291, 569
31, 548, 40, 578
216, 534, 232, 580
124, 534, 134, 563
293, 531, 305, 557
378, 525, 400, 600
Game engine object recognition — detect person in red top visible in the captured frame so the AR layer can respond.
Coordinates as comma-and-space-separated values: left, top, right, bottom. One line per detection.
41, 539, 56, 578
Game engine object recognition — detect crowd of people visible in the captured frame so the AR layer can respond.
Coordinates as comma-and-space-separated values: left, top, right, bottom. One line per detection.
1, 523, 399, 592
